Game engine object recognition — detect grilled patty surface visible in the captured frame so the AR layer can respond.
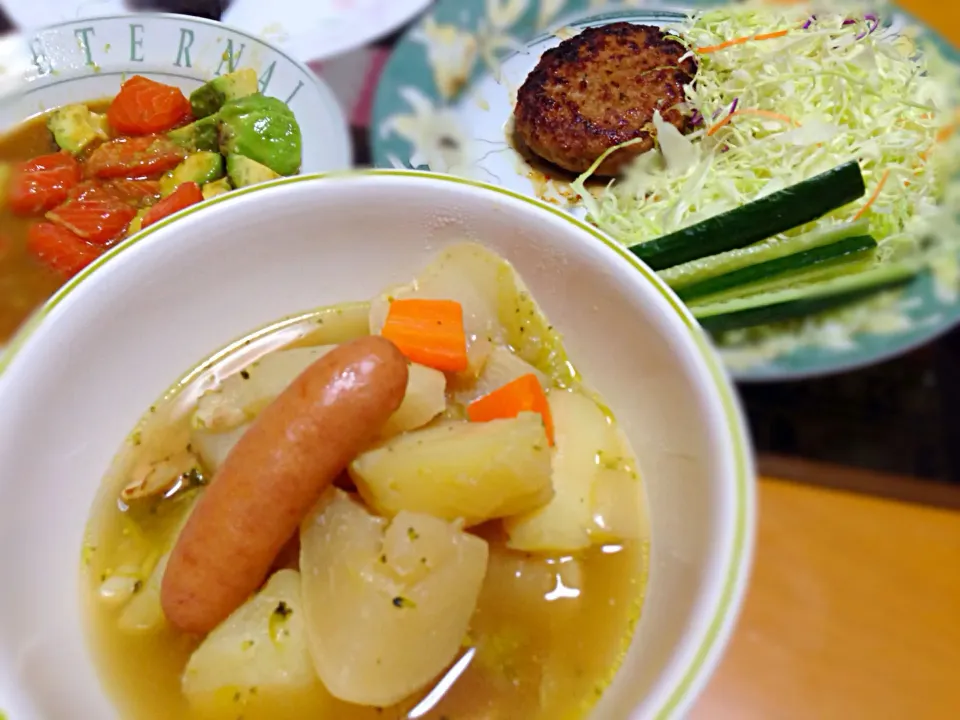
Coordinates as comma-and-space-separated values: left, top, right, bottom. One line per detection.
514, 22, 698, 176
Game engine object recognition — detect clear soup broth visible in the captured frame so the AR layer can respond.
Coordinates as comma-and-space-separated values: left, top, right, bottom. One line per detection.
82, 244, 650, 720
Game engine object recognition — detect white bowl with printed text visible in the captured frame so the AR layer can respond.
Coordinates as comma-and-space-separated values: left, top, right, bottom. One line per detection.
0, 12, 351, 170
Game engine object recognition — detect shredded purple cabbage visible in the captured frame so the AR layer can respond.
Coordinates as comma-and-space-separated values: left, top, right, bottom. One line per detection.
708, 98, 739, 126
808, 13, 880, 40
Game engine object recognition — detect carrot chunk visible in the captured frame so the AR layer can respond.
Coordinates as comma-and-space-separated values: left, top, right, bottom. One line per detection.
47, 200, 137, 246
467, 373, 554, 445
85, 136, 189, 179
27, 222, 103, 278
107, 75, 192, 135
141, 181, 204, 229
380, 298, 469, 372
8, 152, 82, 215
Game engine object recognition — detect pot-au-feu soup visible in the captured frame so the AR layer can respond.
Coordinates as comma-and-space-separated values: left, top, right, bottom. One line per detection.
0, 68, 301, 342
83, 244, 650, 720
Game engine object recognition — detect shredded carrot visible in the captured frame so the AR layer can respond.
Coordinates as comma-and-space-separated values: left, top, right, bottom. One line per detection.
919, 121, 957, 160
735, 108, 799, 125
697, 29, 789, 54
754, 30, 790, 41
706, 108, 799, 136
467, 373, 554, 445
381, 298, 468, 373
934, 122, 957, 145
706, 113, 735, 136
853, 170, 890, 221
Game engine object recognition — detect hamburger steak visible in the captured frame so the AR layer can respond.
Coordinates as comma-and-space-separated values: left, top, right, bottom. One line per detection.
514, 23, 698, 177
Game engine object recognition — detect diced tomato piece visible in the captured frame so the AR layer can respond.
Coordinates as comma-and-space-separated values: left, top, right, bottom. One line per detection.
46, 200, 137, 246
8, 152, 82, 215
27, 222, 103, 278
85, 136, 189, 179
70, 178, 161, 205
141, 181, 204, 229
107, 75, 192, 135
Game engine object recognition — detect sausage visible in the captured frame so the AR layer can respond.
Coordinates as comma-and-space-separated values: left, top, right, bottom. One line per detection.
161, 335, 408, 634
270, 533, 301, 573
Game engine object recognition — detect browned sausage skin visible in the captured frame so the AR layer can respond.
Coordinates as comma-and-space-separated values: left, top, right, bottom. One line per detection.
161, 336, 409, 635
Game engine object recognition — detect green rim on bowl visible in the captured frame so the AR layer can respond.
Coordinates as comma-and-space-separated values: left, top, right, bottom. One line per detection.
369, 0, 960, 382
0, 170, 753, 720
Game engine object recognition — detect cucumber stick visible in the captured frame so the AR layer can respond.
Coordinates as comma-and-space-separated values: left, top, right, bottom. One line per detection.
660, 220, 870, 289
677, 235, 876, 302
686, 251, 877, 307
629, 161, 867, 270
694, 262, 919, 333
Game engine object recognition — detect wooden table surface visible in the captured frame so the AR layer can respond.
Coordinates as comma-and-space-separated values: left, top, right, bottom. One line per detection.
691, 478, 960, 719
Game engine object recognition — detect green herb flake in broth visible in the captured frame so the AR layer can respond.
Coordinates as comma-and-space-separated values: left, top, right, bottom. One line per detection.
392, 596, 416, 609
273, 601, 292, 618
268, 601, 292, 643
81, 543, 97, 566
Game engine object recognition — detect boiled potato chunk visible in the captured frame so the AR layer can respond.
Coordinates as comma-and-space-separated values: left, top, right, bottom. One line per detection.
590, 466, 647, 543
190, 423, 248, 473
350, 413, 553, 526
505, 390, 638, 552
194, 346, 334, 431
194, 347, 442, 452
300, 489, 488, 707
118, 495, 198, 633
369, 243, 505, 375
379, 363, 447, 438
182, 570, 317, 702
117, 551, 170, 634
369, 243, 575, 384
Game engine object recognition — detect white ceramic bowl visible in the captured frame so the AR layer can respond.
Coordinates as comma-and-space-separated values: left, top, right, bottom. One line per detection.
0, 12, 351, 170
0, 170, 754, 720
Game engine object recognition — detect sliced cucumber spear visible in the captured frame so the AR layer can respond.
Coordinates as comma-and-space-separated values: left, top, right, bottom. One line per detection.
659, 220, 877, 303
693, 262, 919, 333
630, 161, 867, 270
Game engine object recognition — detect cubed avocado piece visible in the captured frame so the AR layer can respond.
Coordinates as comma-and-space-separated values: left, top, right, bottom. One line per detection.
218, 94, 301, 176
226, 154, 280, 188
159, 152, 225, 196
126, 207, 149, 237
190, 68, 260, 119
202, 177, 233, 200
47, 104, 109, 155
167, 115, 219, 153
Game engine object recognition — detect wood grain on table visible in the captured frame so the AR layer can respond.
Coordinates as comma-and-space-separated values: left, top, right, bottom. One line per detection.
692, 478, 960, 719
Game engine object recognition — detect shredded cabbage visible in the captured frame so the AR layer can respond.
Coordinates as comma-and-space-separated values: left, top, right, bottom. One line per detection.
570, 0, 960, 368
